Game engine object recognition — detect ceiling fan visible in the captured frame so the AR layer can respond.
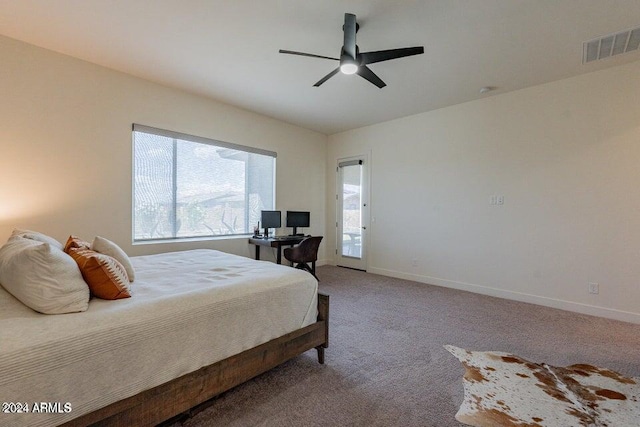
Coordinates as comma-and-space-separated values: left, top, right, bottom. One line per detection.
279, 13, 424, 88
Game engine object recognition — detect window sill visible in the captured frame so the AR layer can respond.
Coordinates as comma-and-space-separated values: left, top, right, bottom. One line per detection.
132, 234, 252, 246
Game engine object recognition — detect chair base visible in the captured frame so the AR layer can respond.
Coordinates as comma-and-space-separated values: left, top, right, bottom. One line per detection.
294, 261, 318, 281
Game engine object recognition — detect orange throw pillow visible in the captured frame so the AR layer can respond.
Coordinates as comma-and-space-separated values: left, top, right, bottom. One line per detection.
64, 235, 91, 253
68, 248, 131, 300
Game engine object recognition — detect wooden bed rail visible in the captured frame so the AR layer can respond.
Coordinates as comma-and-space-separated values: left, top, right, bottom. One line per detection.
62, 292, 329, 427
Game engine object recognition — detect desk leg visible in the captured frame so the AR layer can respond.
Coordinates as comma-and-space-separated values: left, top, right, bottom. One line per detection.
276, 247, 282, 264
255, 245, 260, 260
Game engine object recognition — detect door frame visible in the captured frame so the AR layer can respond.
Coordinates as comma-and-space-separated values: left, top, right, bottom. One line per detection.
335, 153, 370, 271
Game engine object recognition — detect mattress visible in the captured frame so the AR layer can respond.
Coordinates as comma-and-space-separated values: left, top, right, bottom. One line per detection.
0, 249, 318, 427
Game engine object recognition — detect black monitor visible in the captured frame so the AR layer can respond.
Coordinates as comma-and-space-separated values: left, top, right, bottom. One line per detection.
286, 211, 310, 236
261, 210, 281, 238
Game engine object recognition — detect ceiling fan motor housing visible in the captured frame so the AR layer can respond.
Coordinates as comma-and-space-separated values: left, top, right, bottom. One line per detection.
340, 46, 361, 65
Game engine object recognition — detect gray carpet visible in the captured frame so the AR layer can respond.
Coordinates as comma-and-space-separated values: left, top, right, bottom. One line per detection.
170, 266, 640, 427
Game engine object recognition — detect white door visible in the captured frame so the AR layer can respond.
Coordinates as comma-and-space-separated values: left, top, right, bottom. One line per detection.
336, 156, 368, 270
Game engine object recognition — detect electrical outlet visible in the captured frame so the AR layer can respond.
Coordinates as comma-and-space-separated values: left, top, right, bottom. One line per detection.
490, 195, 504, 205
588, 282, 599, 294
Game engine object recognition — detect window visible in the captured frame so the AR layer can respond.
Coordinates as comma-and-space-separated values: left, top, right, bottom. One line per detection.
132, 124, 275, 242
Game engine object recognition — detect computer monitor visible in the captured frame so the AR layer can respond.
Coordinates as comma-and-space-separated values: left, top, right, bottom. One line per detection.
286, 211, 310, 236
261, 210, 281, 238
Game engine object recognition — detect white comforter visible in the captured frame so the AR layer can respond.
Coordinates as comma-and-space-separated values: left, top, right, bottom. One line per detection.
0, 249, 318, 427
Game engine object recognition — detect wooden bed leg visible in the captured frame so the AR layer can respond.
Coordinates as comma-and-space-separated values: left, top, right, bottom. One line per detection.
316, 293, 329, 364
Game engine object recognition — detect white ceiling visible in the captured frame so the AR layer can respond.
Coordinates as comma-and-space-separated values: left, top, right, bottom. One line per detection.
1, 0, 640, 135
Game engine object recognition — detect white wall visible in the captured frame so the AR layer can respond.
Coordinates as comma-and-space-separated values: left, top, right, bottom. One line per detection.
0, 35, 327, 261
328, 60, 640, 323
4, 32, 640, 323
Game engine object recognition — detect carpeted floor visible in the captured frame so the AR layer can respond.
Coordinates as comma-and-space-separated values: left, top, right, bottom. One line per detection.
169, 266, 640, 427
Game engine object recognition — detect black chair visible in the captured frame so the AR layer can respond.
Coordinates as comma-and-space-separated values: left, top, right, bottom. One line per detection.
283, 236, 323, 280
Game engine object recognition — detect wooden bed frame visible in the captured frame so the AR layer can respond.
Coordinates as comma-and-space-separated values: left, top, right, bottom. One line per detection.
61, 293, 329, 427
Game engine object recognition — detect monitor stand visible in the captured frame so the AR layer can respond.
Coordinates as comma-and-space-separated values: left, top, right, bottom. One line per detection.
263, 228, 269, 239
290, 227, 304, 237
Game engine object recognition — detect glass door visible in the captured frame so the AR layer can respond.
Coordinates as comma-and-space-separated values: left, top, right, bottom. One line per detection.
337, 157, 367, 270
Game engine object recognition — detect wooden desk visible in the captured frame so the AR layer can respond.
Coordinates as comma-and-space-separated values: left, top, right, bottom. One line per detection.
248, 236, 306, 264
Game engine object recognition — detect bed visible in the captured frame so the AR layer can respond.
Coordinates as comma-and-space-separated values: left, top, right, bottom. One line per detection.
0, 249, 329, 427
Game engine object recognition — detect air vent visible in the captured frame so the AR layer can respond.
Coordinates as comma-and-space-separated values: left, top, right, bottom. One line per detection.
583, 26, 640, 64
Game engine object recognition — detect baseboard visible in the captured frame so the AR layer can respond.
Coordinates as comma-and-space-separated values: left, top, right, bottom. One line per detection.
316, 259, 330, 267
368, 266, 640, 325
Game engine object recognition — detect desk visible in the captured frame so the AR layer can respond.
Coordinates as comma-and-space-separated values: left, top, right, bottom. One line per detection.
248, 236, 306, 264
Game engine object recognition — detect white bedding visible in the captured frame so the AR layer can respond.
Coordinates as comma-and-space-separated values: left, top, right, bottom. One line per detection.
0, 249, 318, 427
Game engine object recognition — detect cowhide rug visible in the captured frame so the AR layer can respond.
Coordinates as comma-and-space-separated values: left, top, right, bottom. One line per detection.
446, 345, 639, 427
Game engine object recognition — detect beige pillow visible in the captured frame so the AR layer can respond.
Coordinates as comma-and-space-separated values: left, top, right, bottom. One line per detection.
11, 228, 63, 250
68, 248, 130, 300
0, 236, 89, 314
92, 236, 135, 282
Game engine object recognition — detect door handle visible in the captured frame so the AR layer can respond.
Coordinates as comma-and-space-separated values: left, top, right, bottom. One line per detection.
362, 226, 367, 230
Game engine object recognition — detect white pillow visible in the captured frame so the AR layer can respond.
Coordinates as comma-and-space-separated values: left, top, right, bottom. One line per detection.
91, 236, 135, 282
11, 229, 63, 250
0, 236, 89, 314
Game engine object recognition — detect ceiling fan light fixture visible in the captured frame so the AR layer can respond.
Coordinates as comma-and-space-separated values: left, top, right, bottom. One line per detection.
340, 62, 358, 74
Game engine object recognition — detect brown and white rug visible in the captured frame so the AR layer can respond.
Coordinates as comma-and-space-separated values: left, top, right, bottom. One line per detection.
446, 345, 639, 427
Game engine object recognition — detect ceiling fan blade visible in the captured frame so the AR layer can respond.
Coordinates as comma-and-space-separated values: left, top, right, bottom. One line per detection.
279, 49, 339, 61
343, 13, 357, 59
356, 65, 386, 88
313, 68, 340, 87
359, 46, 424, 65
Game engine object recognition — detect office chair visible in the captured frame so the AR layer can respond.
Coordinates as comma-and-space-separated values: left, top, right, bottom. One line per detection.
283, 236, 323, 280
